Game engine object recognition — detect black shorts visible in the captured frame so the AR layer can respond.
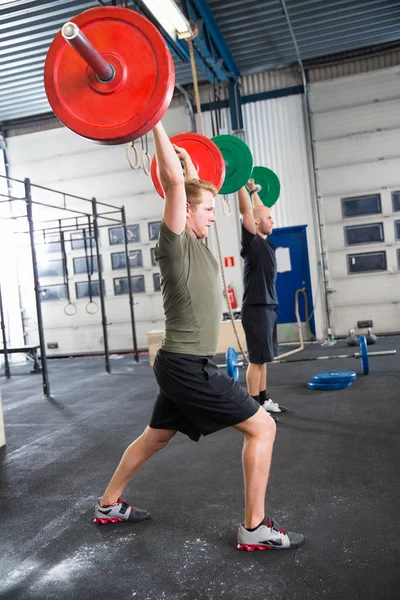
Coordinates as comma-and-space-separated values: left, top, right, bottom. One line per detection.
241, 304, 278, 364
150, 349, 260, 442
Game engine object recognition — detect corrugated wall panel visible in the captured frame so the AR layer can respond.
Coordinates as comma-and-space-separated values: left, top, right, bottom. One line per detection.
203, 94, 325, 339
241, 69, 302, 95
308, 49, 400, 82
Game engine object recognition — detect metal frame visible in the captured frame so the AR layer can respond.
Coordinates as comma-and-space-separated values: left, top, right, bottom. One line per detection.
0, 282, 11, 379
0, 174, 139, 397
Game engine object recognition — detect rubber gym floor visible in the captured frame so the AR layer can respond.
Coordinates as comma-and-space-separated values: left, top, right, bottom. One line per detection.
0, 336, 399, 600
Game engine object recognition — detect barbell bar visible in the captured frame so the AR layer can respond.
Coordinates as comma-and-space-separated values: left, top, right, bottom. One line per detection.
61, 21, 114, 82
223, 335, 396, 381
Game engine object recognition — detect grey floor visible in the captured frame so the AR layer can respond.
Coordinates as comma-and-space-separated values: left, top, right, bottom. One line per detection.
0, 337, 399, 600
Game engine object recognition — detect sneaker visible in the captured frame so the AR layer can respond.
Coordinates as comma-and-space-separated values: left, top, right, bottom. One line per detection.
93, 497, 150, 525
237, 517, 304, 551
262, 398, 287, 413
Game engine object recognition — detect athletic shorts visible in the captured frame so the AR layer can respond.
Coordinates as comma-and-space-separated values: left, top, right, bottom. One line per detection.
241, 304, 278, 364
149, 349, 260, 442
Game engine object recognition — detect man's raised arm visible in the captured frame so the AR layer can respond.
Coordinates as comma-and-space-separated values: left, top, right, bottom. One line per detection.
173, 144, 199, 180
152, 122, 186, 235
247, 178, 263, 208
238, 182, 256, 235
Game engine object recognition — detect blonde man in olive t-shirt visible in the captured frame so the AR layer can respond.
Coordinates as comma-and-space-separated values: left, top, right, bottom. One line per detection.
93, 122, 304, 552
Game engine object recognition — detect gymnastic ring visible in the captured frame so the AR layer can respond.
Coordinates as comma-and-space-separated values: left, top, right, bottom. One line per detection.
126, 141, 140, 170
222, 195, 232, 217
86, 301, 98, 315
64, 302, 77, 316
141, 150, 151, 175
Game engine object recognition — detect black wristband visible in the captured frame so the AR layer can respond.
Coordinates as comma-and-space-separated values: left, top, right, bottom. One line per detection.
249, 189, 257, 195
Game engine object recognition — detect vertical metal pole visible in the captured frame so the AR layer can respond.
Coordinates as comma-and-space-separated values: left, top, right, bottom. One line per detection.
280, 0, 331, 336
0, 283, 11, 378
121, 207, 139, 363
91, 198, 110, 373
25, 179, 51, 397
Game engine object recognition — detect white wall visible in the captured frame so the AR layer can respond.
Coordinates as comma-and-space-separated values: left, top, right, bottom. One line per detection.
5, 103, 191, 354
310, 65, 400, 335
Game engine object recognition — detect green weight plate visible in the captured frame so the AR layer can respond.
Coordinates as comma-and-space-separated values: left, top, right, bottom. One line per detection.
211, 135, 253, 195
251, 166, 280, 207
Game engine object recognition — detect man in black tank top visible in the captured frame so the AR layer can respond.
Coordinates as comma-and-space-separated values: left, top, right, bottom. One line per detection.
93, 123, 303, 552
239, 180, 287, 415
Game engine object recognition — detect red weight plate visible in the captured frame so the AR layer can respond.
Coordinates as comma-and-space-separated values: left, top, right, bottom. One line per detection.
44, 6, 175, 145
151, 133, 226, 197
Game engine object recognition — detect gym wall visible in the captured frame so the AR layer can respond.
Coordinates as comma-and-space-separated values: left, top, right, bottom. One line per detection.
203, 92, 325, 341
2, 61, 399, 356
4, 101, 191, 355
310, 65, 400, 336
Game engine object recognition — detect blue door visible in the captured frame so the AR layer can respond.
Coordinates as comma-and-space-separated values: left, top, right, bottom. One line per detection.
268, 225, 315, 336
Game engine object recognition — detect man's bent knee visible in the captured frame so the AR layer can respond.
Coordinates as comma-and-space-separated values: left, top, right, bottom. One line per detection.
235, 407, 276, 440
142, 426, 176, 452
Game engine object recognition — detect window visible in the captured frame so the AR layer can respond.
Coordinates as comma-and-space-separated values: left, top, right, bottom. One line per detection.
342, 194, 381, 218
73, 256, 102, 274
111, 250, 143, 270
75, 280, 102, 299
113, 275, 145, 295
344, 223, 384, 246
38, 259, 65, 278
40, 284, 67, 301
395, 220, 400, 240
42, 234, 61, 254
153, 273, 161, 292
148, 221, 161, 241
71, 231, 96, 250
151, 247, 157, 266
392, 191, 400, 212
109, 224, 140, 245
397, 249, 400, 270
347, 251, 386, 274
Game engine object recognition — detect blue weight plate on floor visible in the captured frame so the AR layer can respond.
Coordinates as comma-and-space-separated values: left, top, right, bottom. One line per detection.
308, 380, 353, 390
311, 370, 357, 384
359, 334, 369, 375
226, 347, 239, 381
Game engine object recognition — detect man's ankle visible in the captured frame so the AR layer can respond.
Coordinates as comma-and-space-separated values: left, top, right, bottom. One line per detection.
244, 517, 265, 531
100, 496, 118, 507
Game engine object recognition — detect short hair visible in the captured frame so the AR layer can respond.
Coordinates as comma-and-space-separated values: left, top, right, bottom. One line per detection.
185, 179, 218, 208
253, 205, 271, 219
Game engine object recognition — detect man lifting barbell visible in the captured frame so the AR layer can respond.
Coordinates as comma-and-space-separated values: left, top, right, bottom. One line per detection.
44, 4, 303, 551
93, 120, 304, 552
238, 179, 288, 415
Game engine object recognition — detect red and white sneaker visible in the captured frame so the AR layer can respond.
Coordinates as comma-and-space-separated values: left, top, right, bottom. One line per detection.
93, 497, 150, 525
237, 517, 304, 551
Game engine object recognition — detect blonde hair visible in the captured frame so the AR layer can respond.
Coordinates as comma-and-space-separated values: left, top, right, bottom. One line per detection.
184, 179, 218, 208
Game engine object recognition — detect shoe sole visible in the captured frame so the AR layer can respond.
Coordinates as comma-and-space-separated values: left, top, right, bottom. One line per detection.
237, 541, 303, 551
94, 517, 124, 525
93, 515, 150, 525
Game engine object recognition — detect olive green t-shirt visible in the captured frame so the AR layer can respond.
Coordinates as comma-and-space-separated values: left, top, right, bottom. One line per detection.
155, 221, 222, 356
